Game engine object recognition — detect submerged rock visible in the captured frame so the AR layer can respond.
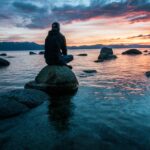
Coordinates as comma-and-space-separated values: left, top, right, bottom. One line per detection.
25, 66, 79, 94
83, 70, 97, 73
0, 89, 49, 119
0, 97, 29, 119
29, 51, 36, 55
39, 51, 45, 55
0, 53, 7, 56
122, 49, 142, 55
77, 53, 88, 56
3, 89, 49, 108
145, 71, 150, 77
96, 47, 117, 62
0, 57, 10, 67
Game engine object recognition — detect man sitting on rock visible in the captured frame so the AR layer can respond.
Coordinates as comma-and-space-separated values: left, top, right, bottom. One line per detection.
44, 22, 73, 69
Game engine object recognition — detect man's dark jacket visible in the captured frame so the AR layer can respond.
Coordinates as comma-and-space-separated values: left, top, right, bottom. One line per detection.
44, 30, 67, 65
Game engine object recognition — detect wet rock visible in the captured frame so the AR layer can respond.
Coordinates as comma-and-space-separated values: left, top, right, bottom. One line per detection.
29, 51, 36, 55
83, 70, 97, 73
6, 56, 15, 58
0, 97, 29, 119
0, 58, 10, 67
1, 89, 50, 108
0, 53, 7, 56
25, 66, 79, 94
145, 71, 150, 77
122, 49, 142, 55
77, 53, 88, 56
39, 51, 45, 55
96, 47, 117, 62
144, 50, 148, 53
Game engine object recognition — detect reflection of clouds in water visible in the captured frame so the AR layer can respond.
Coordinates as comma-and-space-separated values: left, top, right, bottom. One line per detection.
48, 95, 74, 132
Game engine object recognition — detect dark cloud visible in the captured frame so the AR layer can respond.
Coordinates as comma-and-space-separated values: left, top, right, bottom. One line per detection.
0, 0, 150, 29
128, 34, 150, 39
13, 2, 45, 13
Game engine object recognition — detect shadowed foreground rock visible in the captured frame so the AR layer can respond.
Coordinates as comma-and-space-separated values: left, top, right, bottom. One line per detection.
0, 97, 29, 118
25, 66, 79, 95
122, 49, 142, 55
96, 47, 117, 62
0, 57, 10, 67
0, 89, 49, 119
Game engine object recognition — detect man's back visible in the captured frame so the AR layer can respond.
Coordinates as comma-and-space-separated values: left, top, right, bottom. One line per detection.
44, 22, 73, 67
44, 30, 67, 65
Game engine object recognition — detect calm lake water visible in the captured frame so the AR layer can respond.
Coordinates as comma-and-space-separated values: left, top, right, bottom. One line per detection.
0, 49, 150, 150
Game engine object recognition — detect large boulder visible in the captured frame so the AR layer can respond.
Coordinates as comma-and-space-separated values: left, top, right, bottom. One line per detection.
97, 47, 117, 62
0, 57, 10, 67
25, 66, 79, 94
122, 49, 142, 55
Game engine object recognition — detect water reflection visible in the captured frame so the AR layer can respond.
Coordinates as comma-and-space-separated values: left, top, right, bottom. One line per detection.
48, 95, 74, 132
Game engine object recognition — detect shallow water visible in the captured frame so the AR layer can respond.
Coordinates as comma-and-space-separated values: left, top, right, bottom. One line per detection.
0, 49, 150, 150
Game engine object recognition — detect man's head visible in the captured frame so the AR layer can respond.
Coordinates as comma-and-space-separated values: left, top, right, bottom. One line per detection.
52, 22, 60, 32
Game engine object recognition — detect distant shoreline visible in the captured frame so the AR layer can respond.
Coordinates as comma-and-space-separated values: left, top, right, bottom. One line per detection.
0, 42, 150, 51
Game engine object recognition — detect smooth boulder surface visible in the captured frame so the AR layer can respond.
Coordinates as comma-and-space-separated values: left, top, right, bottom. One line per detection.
29, 51, 36, 55
97, 47, 117, 62
25, 66, 79, 94
122, 49, 142, 55
0, 57, 10, 67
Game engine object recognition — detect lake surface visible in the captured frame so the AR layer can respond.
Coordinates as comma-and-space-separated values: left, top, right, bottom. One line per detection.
0, 49, 150, 150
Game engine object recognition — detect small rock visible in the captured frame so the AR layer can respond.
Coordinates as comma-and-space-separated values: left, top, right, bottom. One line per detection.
6, 56, 15, 58
0, 53, 7, 56
145, 71, 150, 77
29, 51, 36, 55
0, 58, 10, 67
122, 49, 142, 55
83, 70, 97, 73
144, 50, 148, 53
77, 53, 88, 56
39, 51, 45, 55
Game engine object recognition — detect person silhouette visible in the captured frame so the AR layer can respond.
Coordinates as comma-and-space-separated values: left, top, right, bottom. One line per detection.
44, 22, 73, 69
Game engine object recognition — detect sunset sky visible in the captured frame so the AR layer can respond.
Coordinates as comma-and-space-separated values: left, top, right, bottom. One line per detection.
0, 0, 150, 46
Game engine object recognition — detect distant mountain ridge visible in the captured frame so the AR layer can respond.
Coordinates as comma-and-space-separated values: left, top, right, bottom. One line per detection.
0, 42, 150, 51
0, 42, 43, 51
